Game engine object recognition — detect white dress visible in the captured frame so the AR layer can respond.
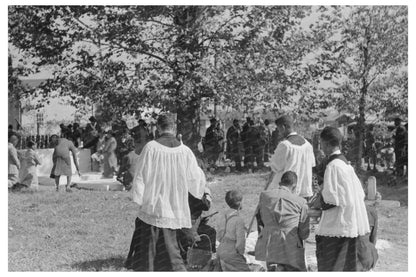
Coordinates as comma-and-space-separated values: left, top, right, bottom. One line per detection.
19, 149, 41, 189
132, 140, 206, 229
269, 133, 316, 198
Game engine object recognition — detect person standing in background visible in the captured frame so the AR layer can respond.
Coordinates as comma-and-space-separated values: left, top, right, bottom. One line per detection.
72, 123, 82, 148
226, 119, 242, 172
263, 119, 272, 162
50, 134, 81, 192
393, 118, 407, 176
8, 135, 21, 189
19, 140, 41, 190
131, 119, 150, 156
102, 131, 118, 178
270, 120, 280, 154
204, 118, 222, 169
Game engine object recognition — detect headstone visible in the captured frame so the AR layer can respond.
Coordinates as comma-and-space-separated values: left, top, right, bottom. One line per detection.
367, 176, 377, 200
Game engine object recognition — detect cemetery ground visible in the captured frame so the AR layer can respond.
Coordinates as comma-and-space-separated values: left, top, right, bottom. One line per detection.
8, 170, 408, 271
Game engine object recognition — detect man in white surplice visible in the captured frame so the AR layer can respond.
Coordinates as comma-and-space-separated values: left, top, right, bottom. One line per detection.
127, 113, 207, 271
268, 115, 315, 199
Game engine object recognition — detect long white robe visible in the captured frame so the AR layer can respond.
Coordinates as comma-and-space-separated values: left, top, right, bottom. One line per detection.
132, 140, 206, 229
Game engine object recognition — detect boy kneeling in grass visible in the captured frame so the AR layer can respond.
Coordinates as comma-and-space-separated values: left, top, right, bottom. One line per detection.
217, 190, 250, 271
254, 171, 310, 271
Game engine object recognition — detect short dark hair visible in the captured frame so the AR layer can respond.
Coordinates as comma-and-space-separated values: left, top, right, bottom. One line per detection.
210, 117, 217, 124
275, 115, 293, 129
225, 190, 243, 210
233, 119, 239, 125
138, 119, 147, 127
280, 171, 297, 187
89, 116, 97, 122
157, 113, 175, 131
264, 119, 270, 126
320, 126, 343, 147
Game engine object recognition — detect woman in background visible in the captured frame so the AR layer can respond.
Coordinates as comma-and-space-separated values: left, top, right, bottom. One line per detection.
19, 140, 41, 190
102, 131, 118, 178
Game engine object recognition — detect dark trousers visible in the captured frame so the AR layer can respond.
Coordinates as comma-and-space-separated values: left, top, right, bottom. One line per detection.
395, 148, 405, 175
244, 145, 254, 168
316, 235, 358, 271
253, 145, 265, 167
229, 148, 242, 171
125, 218, 186, 271
264, 143, 270, 162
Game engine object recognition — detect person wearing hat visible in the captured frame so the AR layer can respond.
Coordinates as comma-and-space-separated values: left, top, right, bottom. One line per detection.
216, 190, 250, 271
393, 118, 407, 176
127, 113, 206, 271
19, 140, 41, 190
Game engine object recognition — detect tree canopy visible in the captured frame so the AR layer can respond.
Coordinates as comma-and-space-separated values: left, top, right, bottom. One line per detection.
8, 5, 408, 154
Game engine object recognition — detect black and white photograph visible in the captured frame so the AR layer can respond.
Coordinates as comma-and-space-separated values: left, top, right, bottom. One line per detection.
5, 2, 410, 272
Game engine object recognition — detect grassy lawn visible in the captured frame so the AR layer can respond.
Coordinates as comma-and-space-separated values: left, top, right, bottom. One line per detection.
8, 170, 407, 271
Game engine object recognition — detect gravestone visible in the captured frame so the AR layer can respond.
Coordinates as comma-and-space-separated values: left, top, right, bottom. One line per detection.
367, 176, 377, 200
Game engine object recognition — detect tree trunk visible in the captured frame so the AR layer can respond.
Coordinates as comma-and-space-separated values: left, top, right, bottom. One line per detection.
356, 24, 371, 168
356, 91, 366, 168
176, 98, 201, 153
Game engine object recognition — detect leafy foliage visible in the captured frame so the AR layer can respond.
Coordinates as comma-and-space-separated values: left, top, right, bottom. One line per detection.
8, 6, 407, 153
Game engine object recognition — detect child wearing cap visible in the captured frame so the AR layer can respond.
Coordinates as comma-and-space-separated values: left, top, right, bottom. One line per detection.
217, 190, 250, 271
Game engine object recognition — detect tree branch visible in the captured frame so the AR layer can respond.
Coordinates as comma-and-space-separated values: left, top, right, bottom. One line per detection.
200, 14, 241, 47
102, 40, 171, 67
140, 18, 176, 29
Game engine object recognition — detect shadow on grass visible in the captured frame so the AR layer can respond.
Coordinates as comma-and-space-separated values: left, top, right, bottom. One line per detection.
71, 256, 126, 271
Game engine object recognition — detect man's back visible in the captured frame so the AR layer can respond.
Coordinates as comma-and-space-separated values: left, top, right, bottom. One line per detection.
132, 139, 206, 229
53, 138, 75, 158
270, 134, 316, 197
255, 187, 309, 270
259, 187, 307, 229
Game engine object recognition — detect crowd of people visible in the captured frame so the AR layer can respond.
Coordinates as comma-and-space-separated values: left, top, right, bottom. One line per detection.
7, 115, 155, 191
362, 118, 408, 176
8, 112, 406, 271
203, 117, 278, 172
